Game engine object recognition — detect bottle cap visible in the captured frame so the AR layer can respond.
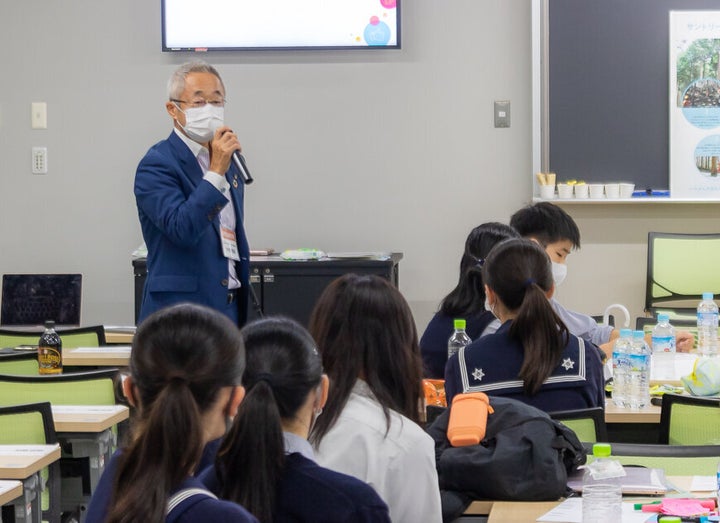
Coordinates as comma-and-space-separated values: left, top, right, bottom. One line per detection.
592, 442, 611, 458
657, 518, 681, 523
619, 328, 632, 337
702, 292, 714, 300
633, 330, 645, 338
453, 318, 466, 330
44, 320, 55, 328
657, 313, 669, 322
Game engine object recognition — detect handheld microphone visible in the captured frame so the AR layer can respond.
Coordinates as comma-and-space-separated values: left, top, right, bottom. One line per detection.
232, 151, 253, 185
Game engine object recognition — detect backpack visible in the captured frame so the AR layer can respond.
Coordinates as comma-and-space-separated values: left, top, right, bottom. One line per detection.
426, 396, 586, 520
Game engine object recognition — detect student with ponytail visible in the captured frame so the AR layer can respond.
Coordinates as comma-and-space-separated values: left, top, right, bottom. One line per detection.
444, 238, 604, 412
200, 317, 390, 522
85, 303, 257, 523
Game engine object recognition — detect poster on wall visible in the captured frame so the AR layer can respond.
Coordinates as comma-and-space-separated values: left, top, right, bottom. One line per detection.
670, 11, 720, 199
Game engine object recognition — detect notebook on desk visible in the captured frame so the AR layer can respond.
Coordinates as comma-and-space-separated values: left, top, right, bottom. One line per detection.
567, 467, 667, 495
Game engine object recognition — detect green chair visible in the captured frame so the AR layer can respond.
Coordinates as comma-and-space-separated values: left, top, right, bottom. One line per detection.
592, 442, 720, 476
645, 232, 720, 317
0, 368, 118, 406
0, 401, 61, 523
0, 325, 106, 350
549, 407, 608, 443
659, 393, 720, 445
0, 351, 39, 375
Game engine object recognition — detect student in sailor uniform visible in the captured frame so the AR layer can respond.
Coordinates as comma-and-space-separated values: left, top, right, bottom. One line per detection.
419, 222, 519, 378
85, 303, 257, 523
200, 316, 390, 523
444, 238, 605, 412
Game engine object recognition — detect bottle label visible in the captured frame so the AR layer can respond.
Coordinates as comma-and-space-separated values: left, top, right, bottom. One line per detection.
38, 346, 62, 374
651, 335, 675, 352
628, 353, 650, 371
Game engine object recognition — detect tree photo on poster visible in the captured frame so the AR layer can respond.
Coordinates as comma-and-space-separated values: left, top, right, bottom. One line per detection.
670, 11, 720, 199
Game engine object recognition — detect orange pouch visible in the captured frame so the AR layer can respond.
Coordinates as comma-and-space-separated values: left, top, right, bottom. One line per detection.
447, 392, 494, 447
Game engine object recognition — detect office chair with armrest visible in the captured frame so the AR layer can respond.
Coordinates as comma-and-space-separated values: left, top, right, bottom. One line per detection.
659, 393, 720, 445
645, 232, 720, 317
549, 407, 608, 443
0, 325, 106, 350
0, 401, 61, 523
590, 442, 720, 476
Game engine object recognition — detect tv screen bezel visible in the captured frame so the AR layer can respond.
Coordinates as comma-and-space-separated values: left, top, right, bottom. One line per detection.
161, 0, 402, 52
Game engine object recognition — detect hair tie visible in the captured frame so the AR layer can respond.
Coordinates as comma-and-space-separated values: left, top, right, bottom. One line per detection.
254, 373, 274, 387
168, 375, 187, 386
525, 278, 536, 288
475, 257, 485, 268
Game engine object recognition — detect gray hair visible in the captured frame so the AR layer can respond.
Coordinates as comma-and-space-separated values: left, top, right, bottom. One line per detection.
167, 61, 225, 100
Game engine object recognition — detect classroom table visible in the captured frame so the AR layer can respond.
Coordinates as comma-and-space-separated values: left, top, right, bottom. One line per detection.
50, 405, 129, 520
473, 476, 713, 522
0, 480, 22, 506
62, 346, 130, 367
604, 399, 661, 424
0, 444, 61, 523
102, 330, 134, 346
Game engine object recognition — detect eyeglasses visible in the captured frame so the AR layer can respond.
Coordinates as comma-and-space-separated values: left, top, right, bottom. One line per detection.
170, 98, 226, 108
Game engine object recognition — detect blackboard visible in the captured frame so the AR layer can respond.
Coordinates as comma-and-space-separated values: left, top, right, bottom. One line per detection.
547, 0, 720, 191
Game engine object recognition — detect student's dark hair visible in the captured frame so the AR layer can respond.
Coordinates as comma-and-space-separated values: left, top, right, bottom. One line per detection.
482, 239, 570, 395
509, 202, 581, 249
440, 222, 519, 317
106, 303, 245, 523
216, 317, 323, 522
308, 274, 423, 445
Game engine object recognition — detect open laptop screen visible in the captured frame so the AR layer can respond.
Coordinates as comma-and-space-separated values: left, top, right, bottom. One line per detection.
1, 274, 82, 327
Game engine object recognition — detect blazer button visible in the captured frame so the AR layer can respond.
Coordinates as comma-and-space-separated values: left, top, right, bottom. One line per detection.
221, 279, 229, 287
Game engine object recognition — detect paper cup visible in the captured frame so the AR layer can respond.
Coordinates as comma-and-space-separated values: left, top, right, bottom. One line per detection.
574, 184, 589, 199
539, 184, 555, 199
605, 183, 620, 198
619, 183, 635, 198
588, 184, 605, 199
557, 183, 574, 199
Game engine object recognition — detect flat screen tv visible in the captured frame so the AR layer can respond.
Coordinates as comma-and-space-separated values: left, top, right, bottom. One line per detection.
162, 0, 400, 51
1, 274, 82, 327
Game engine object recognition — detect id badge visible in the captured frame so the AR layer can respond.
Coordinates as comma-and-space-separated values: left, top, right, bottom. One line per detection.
220, 226, 241, 261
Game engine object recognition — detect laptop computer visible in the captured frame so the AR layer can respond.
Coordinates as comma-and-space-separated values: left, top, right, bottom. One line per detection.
0, 274, 82, 327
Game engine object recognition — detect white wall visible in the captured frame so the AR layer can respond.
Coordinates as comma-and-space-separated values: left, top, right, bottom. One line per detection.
1, 1, 715, 332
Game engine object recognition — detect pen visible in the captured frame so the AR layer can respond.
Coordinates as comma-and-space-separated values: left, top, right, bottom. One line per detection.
635, 500, 662, 510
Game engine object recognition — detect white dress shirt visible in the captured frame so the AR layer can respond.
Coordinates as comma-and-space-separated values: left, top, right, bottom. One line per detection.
313, 379, 442, 523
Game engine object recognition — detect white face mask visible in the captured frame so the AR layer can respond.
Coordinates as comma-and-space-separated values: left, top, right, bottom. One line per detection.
484, 297, 495, 318
177, 104, 224, 143
551, 261, 567, 286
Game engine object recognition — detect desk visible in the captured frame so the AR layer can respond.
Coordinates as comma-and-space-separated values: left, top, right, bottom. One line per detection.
480, 476, 712, 522
51, 405, 129, 520
62, 346, 130, 367
0, 479, 22, 506
604, 399, 661, 424
102, 327, 134, 346
0, 445, 61, 523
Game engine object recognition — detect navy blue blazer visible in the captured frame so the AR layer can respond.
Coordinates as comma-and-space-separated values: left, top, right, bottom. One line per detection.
200, 453, 391, 523
444, 321, 605, 412
135, 132, 250, 326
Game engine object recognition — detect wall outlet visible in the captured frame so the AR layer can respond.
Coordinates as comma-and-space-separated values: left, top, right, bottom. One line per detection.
32, 147, 48, 174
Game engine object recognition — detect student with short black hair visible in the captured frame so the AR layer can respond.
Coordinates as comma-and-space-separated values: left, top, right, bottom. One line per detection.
420, 222, 519, 378
509, 202, 694, 357
309, 274, 442, 523
444, 238, 605, 411
200, 317, 391, 523
85, 303, 257, 523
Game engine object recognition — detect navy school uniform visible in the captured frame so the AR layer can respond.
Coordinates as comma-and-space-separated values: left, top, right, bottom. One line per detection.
420, 310, 497, 378
85, 450, 258, 523
200, 452, 391, 523
444, 320, 605, 411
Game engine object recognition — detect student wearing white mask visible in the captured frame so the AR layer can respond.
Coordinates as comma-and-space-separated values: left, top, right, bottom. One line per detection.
135, 61, 251, 327
510, 202, 693, 358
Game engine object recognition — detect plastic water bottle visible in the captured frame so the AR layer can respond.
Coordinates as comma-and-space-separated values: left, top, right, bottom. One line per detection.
447, 318, 472, 359
651, 313, 675, 353
628, 330, 651, 409
582, 443, 623, 523
611, 328, 633, 408
698, 292, 719, 358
